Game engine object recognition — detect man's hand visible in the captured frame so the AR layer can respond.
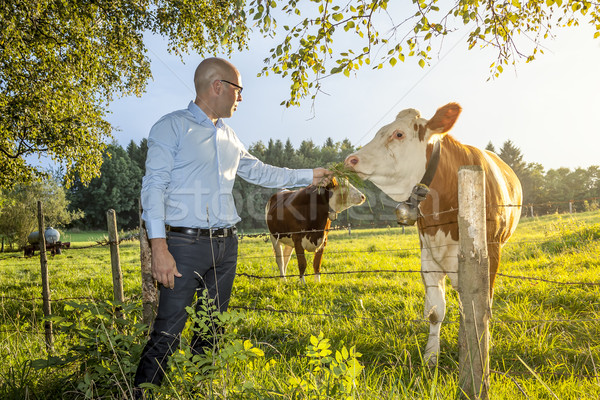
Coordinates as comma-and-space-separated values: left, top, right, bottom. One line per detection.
150, 238, 182, 289
312, 167, 333, 186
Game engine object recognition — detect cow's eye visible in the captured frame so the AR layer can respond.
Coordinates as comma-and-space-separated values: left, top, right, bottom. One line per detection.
393, 130, 404, 139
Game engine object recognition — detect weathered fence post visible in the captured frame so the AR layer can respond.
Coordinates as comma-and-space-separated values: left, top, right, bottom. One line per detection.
457, 166, 490, 400
106, 209, 124, 303
37, 201, 54, 353
139, 200, 157, 325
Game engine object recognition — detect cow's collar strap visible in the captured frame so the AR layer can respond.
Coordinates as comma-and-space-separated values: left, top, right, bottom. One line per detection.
420, 139, 441, 187
395, 140, 441, 226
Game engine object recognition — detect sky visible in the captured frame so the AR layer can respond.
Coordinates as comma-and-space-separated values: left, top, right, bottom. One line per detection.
106, 19, 600, 171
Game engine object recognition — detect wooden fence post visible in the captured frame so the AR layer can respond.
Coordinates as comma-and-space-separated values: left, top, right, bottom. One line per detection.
37, 201, 54, 353
106, 209, 124, 303
457, 166, 490, 400
139, 200, 157, 325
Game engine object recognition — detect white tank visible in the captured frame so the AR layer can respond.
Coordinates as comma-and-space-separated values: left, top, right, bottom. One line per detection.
27, 228, 61, 245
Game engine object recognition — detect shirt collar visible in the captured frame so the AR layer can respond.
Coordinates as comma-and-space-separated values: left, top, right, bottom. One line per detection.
187, 101, 225, 129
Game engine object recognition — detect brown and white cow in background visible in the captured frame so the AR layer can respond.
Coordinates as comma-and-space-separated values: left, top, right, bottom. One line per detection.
344, 103, 522, 365
266, 178, 365, 283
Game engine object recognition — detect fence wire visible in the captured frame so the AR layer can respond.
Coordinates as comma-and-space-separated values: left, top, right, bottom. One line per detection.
1, 199, 599, 385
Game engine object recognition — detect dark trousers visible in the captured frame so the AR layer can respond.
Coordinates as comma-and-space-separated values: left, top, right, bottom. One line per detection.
134, 231, 238, 387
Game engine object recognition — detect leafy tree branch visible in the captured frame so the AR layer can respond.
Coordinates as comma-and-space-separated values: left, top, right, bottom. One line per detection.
248, 0, 600, 106
1, 0, 249, 189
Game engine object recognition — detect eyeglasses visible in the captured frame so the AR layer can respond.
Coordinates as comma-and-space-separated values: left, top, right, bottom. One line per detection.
219, 79, 243, 94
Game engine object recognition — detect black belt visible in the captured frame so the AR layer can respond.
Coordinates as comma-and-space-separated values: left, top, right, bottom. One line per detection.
166, 225, 237, 238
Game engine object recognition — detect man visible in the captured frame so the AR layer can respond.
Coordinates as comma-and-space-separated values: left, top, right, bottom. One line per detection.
134, 57, 330, 393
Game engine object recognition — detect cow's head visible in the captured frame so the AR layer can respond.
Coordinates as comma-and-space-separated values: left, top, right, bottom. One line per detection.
344, 103, 461, 201
325, 177, 366, 215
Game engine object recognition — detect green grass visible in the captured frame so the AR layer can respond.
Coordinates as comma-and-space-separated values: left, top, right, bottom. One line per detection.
1, 212, 599, 398
60, 230, 108, 243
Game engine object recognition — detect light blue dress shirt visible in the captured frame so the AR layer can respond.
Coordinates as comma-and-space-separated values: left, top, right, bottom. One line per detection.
141, 101, 313, 239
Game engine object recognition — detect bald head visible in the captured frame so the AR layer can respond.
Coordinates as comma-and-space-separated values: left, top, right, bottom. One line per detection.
194, 58, 239, 96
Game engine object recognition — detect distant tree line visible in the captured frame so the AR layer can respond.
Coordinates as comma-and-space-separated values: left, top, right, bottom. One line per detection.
64, 136, 599, 231
486, 140, 600, 215
65, 137, 397, 232
234, 138, 395, 230
1, 137, 599, 249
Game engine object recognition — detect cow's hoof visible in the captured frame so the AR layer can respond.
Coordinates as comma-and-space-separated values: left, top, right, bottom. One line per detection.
314, 274, 321, 283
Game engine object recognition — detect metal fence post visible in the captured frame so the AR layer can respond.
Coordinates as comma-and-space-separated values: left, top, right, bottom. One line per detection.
457, 166, 490, 400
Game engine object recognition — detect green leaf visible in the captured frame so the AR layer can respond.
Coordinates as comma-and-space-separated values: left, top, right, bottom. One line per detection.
310, 335, 319, 346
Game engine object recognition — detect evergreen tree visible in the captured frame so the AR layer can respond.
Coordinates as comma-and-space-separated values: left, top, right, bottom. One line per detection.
320, 137, 339, 165
283, 139, 300, 168
499, 140, 526, 176
298, 140, 318, 163
339, 139, 356, 160
248, 141, 267, 160
68, 143, 142, 230
127, 139, 148, 175
520, 162, 546, 211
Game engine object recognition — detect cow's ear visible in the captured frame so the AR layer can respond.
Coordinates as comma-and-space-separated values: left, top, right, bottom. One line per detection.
426, 103, 461, 134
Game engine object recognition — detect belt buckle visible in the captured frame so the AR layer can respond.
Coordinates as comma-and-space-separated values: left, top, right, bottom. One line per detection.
209, 227, 235, 237
210, 228, 225, 237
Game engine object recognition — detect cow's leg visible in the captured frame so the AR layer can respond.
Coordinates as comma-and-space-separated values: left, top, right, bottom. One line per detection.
311, 224, 330, 283
422, 269, 446, 366
281, 245, 294, 277
270, 236, 288, 280
293, 240, 308, 284
312, 245, 325, 283
420, 231, 459, 367
487, 241, 502, 305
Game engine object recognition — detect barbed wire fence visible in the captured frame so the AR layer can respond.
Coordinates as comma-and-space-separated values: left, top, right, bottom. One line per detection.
1, 195, 600, 391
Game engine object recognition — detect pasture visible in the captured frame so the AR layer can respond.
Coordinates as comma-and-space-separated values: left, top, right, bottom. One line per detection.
1, 211, 599, 399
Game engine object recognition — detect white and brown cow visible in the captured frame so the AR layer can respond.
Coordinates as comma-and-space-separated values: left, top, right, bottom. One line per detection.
344, 103, 522, 365
265, 178, 365, 283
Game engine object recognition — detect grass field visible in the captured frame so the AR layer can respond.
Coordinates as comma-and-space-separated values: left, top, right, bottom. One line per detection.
0, 211, 599, 399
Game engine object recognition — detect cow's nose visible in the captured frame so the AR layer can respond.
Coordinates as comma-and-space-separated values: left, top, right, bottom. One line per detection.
345, 155, 359, 168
